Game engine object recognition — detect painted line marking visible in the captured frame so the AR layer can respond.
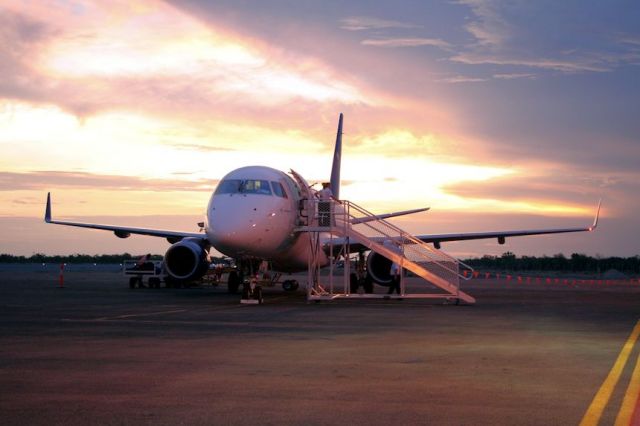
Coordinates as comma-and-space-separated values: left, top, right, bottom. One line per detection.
580, 320, 640, 426
615, 353, 640, 425
93, 309, 187, 320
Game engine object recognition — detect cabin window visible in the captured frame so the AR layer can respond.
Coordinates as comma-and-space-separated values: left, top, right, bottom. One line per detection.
271, 181, 288, 198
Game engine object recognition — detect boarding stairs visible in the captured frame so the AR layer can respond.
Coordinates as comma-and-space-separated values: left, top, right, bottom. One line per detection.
339, 200, 476, 304
298, 204, 475, 303
288, 169, 475, 304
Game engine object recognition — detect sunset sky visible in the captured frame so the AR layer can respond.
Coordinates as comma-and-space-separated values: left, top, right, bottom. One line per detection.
1, 0, 639, 257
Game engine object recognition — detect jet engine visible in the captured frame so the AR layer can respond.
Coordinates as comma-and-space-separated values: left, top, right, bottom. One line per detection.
163, 238, 210, 282
366, 251, 393, 286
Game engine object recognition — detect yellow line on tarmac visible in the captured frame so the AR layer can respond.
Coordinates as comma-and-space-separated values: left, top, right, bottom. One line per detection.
580, 320, 640, 426
615, 353, 640, 426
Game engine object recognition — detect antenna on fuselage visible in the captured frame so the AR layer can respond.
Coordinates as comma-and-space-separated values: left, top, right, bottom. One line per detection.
330, 113, 343, 199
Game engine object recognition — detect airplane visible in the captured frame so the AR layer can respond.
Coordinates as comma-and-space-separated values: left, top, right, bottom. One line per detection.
44, 113, 600, 293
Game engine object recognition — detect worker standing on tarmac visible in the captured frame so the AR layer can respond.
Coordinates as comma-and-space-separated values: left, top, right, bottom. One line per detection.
388, 261, 401, 295
258, 260, 270, 280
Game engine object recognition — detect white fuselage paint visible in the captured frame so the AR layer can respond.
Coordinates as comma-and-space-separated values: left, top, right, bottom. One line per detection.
205, 166, 329, 272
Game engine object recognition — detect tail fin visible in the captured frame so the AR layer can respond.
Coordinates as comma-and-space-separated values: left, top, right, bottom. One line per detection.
330, 113, 343, 199
45, 192, 52, 223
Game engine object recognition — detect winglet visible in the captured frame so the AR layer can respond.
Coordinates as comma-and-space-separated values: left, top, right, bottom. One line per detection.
330, 113, 343, 199
45, 192, 52, 223
589, 199, 601, 231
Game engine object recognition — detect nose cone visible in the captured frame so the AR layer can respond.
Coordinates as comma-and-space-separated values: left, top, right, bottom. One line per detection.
208, 198, 255, 253
206, 194, 286, 258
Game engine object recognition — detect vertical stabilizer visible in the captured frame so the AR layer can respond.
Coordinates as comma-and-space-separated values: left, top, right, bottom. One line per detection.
330, 113, 343, 199
45, 192, 52, 222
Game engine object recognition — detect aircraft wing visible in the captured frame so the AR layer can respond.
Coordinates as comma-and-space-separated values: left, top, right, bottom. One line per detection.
417, 201, 600, 247
351, 207, 429, 224
44, 193, 206, 243
324, 201, 600, 252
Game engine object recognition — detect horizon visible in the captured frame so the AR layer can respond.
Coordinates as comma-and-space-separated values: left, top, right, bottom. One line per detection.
1, 1, 639, 257
2, 251, 639, 260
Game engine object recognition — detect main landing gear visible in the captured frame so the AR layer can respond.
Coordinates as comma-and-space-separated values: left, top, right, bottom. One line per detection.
282, 279, 299, 291
228, 270, 242, 294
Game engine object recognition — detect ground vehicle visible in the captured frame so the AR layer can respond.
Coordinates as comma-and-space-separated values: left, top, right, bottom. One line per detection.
123, 259, 164, 288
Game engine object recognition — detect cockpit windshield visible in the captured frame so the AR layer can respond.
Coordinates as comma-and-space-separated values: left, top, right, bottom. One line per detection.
214, 179, 273, 196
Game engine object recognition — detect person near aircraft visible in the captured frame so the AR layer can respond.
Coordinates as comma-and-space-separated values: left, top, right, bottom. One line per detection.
258, 260, 270, 280
318, 182, 333, 200
388, 261, 401, 295
317, 182, 333, 226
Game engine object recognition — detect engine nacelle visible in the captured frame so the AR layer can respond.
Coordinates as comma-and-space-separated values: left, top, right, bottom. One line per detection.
163, 238, 210, 282
366, 251, 392, 286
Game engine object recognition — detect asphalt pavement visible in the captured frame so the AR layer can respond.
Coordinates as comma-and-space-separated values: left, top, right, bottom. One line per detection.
1, 267, 639, 425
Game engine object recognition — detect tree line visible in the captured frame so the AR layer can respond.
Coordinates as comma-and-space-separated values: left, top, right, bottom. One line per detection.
462, 252, 640, 273
2, 252, 639, 273
0, 253, 163, 264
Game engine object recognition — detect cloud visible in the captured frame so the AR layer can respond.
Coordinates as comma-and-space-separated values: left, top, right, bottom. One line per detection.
0, 2, 374, 123
361, 38, 451, 49
619, 36, 640, 47
11, 197, 41, 205
349, 129, 446, 157
0, 171, 217, 192
171, 143, 236, 152
339, 16, 420, 31
437, 75, 488, 84
0, 10, 61, 105
443, 173, 601, 205
454, 0, 511, 48
450, 53, 611, 73
450, 1, 640, 76
440, 168, 639, 221
493, 73, 536, 80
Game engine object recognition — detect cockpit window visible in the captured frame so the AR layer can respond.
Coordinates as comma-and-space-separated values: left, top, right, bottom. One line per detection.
214, 179, 273, 195
215, 179, 242, 195
242, 179, 272, 195
271, 181, 288, 198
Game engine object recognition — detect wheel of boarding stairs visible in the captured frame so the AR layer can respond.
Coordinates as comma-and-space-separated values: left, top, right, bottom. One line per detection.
149, 277, 161, 288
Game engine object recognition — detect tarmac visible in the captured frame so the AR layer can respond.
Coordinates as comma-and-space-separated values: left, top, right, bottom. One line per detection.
1, 265, 640, 425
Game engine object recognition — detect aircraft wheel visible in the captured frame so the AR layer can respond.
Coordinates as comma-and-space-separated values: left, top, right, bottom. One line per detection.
363, 275, 374, 294
282, 280, 299, 291
256, 286, 263, 304
149, 277, 161, 288
129, 277, 138, 289
350, 273, 359, 293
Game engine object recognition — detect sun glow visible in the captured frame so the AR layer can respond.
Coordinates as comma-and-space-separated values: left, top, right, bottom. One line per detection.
0, 0, 599, 229
37, 1, 366, 106
340, 155, 512, 210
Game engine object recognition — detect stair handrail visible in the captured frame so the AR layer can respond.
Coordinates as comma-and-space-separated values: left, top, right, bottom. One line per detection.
340, 200, 474, 280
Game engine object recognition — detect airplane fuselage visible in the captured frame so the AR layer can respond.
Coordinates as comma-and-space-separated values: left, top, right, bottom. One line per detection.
205, 165, 328, 272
